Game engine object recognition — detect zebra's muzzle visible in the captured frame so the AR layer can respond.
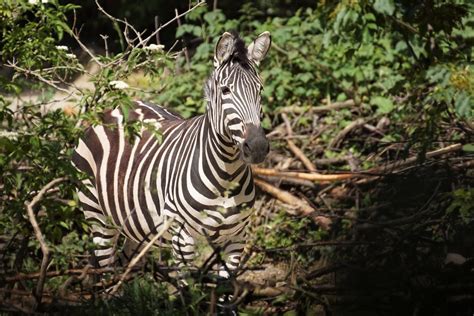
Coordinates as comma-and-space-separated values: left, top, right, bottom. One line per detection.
241, 124, 269, 164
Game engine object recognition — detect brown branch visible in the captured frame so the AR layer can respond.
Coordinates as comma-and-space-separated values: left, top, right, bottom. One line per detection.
252, 166, 357, 182
366, 143, 463, 174
257, 175, 316, 188
312, 99, 355, 113
175, 8, 190, 68
278, 99, 355, 114
254, 178, 332, 230
281, 113, 317, 172
5, 61, 73, 94
255, 144, 462, 186
328, 118, 366, 149
5, 267, 117, 283
256, 241, 375, 253
24, 177, 68, 306
95, 0, 142, 46
140, 1, 206, 48
108, 218, 174, 295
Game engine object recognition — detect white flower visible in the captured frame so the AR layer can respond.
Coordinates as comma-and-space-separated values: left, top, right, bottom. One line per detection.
65, 53, 76, 59
110, 80, 129, 90
143, 118, 162, 129
28, 0, 38, 4
144, 44, 165, 52
41, 0, 48, 3
0, 131, 19, 140
56, 45, 68, 51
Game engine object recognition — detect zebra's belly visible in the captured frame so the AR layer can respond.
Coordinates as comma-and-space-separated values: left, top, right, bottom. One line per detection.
178, 204, 253, 243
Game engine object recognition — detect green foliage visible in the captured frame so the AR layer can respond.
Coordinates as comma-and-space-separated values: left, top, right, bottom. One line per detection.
160, 0, 472, 158
62, 276, 215, 315
0, 0, 169, 277
0, 98, 83, 241
447, 188, 474, 224
0, 0, 81, 89
254, 210, 327, 263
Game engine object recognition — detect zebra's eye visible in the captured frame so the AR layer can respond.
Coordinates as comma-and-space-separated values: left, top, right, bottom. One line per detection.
221, 86, 231, 95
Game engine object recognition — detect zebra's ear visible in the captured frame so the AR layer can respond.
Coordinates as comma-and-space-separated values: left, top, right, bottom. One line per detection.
247, 31, 271, 66
214, 32, 235, 67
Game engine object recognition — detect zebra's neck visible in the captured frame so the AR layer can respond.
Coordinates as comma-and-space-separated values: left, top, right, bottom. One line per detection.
197, 112, 249, 194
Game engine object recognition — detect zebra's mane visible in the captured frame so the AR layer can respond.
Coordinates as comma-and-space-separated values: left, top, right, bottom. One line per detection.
229, 31, 250, 68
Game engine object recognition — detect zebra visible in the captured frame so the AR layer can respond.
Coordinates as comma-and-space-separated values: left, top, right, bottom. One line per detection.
72, 31, 271, 278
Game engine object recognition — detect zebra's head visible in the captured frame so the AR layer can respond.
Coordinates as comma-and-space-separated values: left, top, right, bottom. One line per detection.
205, 31, 271, 164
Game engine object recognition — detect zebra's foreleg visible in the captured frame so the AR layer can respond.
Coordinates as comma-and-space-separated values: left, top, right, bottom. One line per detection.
218, 230, 246, 279
171, 225, 196, 284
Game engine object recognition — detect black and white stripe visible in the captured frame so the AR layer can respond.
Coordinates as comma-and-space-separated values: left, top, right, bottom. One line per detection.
72, 32, 271, 275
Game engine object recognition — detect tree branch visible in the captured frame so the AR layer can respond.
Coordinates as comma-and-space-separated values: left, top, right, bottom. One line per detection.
108, 217, 174, 295
140, 1, 206, 48
24, 177, 68, 306
281, 113, 317, 172
252, 167, 357, 182
254, 178, 332, 229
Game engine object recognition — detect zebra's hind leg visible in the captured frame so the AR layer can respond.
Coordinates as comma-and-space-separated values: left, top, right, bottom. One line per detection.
77, 181, 120, 269
83, 222, 120, 293
90, 223, 120, 268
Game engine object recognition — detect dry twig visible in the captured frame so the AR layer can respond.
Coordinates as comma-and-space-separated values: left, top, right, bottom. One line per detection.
278, 99, 355, 114
312, 99, 355, 113
25, 177, 68, 305
5, 61, 73, 94
252, 167, 357, 182
281, 113, 317, 172
254, 178, 332, 229
328, 118, 366, 149
366, 143, 463, 174
108, 218, 174, 295
140, 1, 206, 48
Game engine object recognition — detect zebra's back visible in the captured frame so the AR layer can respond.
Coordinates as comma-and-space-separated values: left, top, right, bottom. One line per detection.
72, 101, 182, 245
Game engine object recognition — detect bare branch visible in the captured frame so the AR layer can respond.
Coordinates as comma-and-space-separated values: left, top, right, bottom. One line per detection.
94, 0, 142, 46
25, 177, 68, 305
5, 61, 72, 94
365, 143, 463, 175
252, 166, 358, 182
100, 34, 109, 58
154, 16, 161, 45
175, 8, 190, 68
254, 178, 332, 229
281, 113, 317, 172
312, 99, 355, 113
70, 30, 104, 67
108, 217, 174, 295
328, 118, 366, 149
140, 1, 206, 47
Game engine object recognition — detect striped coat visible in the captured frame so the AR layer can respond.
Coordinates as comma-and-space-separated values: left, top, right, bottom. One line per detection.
72, 31, 271, 275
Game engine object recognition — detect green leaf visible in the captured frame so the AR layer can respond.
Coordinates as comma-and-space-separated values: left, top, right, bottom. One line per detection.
370, 96, 394, 114
462, 144, 474, 152
373, 0, 395, 16
455, 92, 473, 118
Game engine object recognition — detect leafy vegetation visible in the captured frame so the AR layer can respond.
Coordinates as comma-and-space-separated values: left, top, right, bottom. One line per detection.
0, 0, 473, 314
